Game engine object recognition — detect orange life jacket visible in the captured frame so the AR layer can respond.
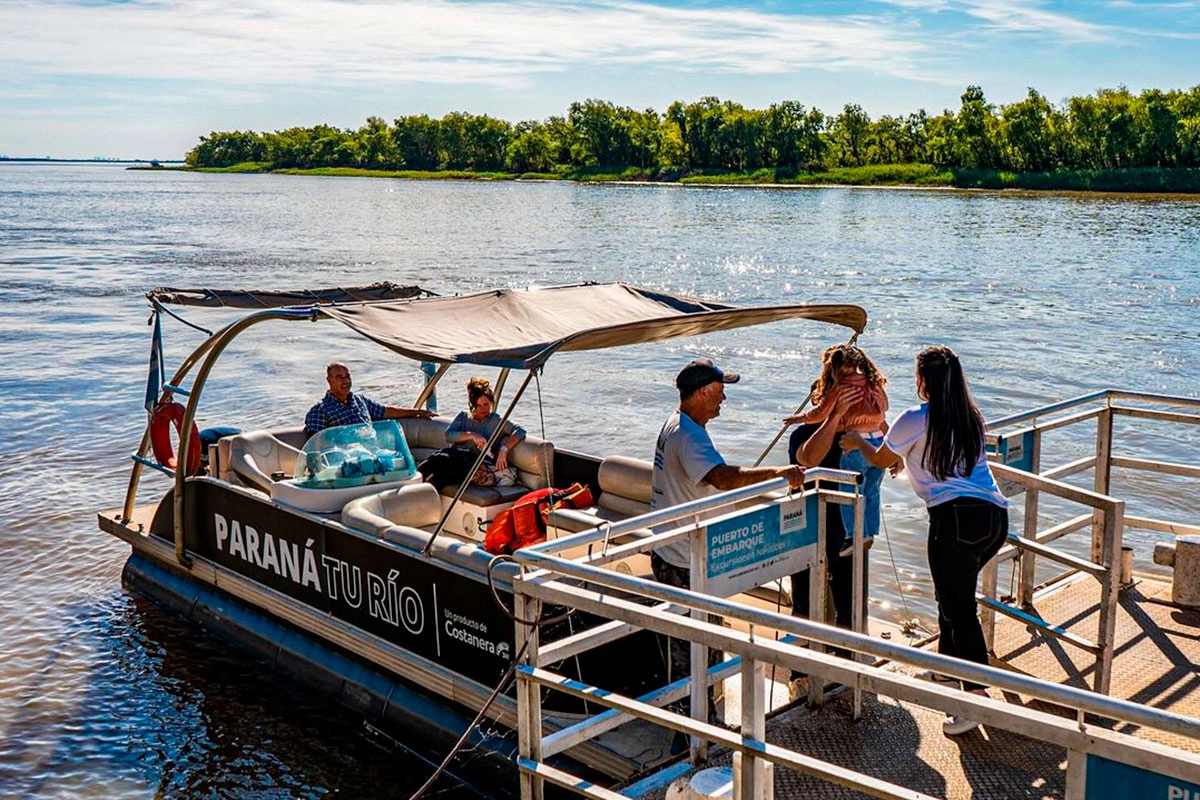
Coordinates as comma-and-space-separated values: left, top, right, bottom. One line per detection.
483, 483, 595, 555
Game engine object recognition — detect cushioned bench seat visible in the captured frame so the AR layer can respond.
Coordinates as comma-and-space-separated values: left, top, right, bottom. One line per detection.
383, 416, 555, 506
219, 428, 306, 493
342, 485, 522, 583
548, 455, 652, 534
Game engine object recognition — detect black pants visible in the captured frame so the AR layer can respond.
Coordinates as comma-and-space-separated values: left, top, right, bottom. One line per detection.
927, 497, 1009, 692
650, 552, 722, 720
790, 549, 862, 677
416, 447, 477, 491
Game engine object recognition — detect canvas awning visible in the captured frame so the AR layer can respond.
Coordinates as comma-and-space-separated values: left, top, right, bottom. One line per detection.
147, 282, 431, 309
318, 283, 866, 369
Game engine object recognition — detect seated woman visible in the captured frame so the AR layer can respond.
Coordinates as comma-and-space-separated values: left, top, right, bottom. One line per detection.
417, 377, 526, 491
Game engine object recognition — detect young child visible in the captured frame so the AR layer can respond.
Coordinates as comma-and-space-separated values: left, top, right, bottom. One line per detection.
785, 345, 889, 557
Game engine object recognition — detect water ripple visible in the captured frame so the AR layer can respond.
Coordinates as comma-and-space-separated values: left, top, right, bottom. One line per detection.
0, 163, 1196, 797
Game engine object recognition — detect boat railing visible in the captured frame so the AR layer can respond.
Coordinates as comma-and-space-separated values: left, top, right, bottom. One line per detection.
508, 476, 1200, 800
981, 389, 1200, 694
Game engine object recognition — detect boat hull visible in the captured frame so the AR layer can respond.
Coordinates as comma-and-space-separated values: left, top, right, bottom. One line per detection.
122, 552, 522, 796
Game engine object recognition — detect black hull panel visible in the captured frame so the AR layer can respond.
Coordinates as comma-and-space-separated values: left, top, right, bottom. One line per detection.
122, 553, 522, 797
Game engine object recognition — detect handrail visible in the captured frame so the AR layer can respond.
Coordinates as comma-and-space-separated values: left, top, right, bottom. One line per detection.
511, 538, 1189, 737
988, 388, 1200, 431
122, 314, 244, 522
524, 468, 860, 559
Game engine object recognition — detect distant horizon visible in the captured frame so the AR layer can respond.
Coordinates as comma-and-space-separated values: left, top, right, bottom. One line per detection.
3, 1, 1200, 160
0, 156, 184, 163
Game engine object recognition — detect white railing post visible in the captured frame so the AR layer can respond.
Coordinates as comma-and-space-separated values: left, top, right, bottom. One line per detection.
515, 589, 544, 800
808, 495, 828, 708
980, 557, 999, 652
1065, 749, 1087, 800
1019, 428, 1043, 608
1094, 498, 1125, 695
851, 493, 866, 720
735, 657, 769, 800
689, 524, 711, 763
1091, 406, 1114, 564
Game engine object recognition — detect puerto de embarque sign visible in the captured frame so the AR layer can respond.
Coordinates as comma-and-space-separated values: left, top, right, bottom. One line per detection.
699, 493, 817, 597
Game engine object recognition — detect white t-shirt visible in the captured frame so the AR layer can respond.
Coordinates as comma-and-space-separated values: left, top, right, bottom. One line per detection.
884, 403, 1007, 509
650, 410, 726, 568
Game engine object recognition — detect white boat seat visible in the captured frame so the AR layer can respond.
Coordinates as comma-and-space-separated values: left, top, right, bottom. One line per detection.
548, 455, 651, 533
397, 416, 457, 463
342, 483, 443, 538
225, 430, 305, 494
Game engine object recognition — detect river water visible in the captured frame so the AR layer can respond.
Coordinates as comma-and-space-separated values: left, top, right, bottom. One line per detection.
0, 163, 1196, 797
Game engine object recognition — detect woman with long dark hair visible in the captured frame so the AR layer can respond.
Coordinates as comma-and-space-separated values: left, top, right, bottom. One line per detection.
841, 346, 1008, 736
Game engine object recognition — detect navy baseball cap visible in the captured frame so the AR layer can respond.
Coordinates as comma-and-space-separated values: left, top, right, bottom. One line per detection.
676, 358, 740, 397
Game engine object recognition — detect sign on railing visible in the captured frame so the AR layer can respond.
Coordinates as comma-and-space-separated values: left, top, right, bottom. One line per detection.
988, 428, 1036, 497
700, 494, 816, 596
1084, 754, 1200, 799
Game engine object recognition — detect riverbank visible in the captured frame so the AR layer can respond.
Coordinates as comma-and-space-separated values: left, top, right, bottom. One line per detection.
169, 162, 1200, 194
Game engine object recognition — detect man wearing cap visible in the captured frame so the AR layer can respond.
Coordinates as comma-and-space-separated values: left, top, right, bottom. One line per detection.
650, 358, 805, 719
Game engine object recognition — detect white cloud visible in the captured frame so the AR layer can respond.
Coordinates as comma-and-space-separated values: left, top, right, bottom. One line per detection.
879, 0, 1110, 42
0, 0, 932, 90
959, 1, 1110, 41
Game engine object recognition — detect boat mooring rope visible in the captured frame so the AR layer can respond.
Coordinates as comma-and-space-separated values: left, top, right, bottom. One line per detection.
406, 634, 533, 800
406, 556, 576, 800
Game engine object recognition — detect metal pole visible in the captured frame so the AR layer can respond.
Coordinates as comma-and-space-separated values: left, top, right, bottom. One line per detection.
122, 321, 231, 522
851, 492, 865, 720
515, 588, 544, 800
419, 361, 441, 413
1092, 406, 1114, 564
736, 658, 767, 800
808, 495, 828, 708
172, 308, 317, 565
1019, 428, 1043, 608
690, 524, 710, 764
752, 389, 814, 468
413, 362, 450, 411
1094, 499, 1125, 695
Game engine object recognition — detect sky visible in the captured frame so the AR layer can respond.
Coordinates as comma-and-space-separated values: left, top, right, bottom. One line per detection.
1, 0, 1199, 160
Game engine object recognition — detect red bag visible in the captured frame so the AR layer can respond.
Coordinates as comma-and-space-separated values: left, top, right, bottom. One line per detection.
483, 482, 595, 555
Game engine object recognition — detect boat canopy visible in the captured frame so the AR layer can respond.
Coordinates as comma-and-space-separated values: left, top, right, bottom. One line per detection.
318, 283, 867, 370
146, 282, 430, 309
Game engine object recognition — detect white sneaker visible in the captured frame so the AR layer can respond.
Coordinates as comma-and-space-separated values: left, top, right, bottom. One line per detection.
943, 714, 980, 736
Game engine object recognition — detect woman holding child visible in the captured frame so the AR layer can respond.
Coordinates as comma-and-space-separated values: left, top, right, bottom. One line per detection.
785, 344, 887, 703
841, 345, 1008, 736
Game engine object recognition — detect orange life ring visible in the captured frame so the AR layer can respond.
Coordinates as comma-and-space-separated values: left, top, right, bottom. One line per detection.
150, 401, 202, 475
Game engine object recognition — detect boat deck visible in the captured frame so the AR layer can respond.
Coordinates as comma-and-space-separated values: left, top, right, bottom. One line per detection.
628, 574, 1199, 799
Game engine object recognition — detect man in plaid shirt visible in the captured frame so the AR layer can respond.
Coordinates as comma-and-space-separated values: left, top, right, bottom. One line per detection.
304, 362, 432, 438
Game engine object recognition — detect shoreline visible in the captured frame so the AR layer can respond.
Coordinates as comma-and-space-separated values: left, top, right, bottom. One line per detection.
155, 164, 1200, 200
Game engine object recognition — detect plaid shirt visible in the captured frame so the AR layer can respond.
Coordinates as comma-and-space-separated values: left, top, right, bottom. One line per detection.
304, 391, 386, 434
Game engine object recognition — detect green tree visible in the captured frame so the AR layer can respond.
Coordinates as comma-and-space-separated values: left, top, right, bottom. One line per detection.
393, 115, 440, 170
355, 116, 400, 169
506, 127, 555, 173
185, 130, 265, 166
954, 86, 999, 169
827, 104, 872, 166
999, 89, 1060, 172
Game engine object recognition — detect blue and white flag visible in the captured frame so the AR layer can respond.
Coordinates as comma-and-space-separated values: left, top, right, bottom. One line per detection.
144, 311, 164, 414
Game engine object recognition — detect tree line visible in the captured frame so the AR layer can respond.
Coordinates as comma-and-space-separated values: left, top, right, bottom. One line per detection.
186, 85, 1200, 177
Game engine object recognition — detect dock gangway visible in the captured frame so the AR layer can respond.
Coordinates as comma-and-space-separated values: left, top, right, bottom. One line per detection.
507, 467, 1200, 800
